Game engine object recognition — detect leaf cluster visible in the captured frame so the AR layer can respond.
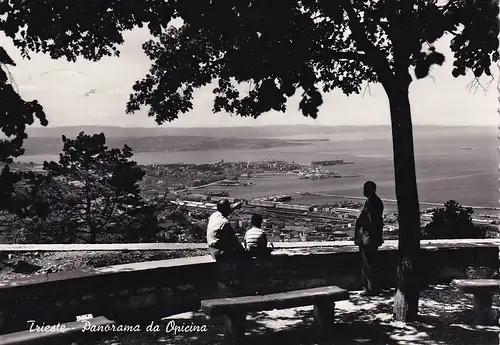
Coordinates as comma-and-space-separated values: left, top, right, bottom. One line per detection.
0, 47, 47, 163
123, 0, 499, 123
423, 200, 486, 239
0, 0, 498, 160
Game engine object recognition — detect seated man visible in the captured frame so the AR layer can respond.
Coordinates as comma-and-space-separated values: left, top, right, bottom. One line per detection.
207, 199, 248, 262
244, 214, 273, 258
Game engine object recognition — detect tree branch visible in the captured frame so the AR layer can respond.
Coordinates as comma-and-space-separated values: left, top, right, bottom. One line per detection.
466, 76, 494, 95
339, 0, 394, 87
99, 195, 118, 229
362, 83, 373, 97
327, 50, 367, 61
380, 1, 414, 86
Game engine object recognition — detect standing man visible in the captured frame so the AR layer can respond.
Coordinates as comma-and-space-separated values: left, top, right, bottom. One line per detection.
354, 181, 384, 295
207, 199, 248, 262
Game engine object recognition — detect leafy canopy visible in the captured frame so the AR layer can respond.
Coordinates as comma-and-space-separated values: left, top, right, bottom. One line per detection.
0, 0, 498, 164
125, 0, 499, 121
0, 45, 47, 162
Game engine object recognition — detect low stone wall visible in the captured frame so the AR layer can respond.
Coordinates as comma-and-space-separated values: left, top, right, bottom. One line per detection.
0, 239, 498, 251
0, 241, 497, 334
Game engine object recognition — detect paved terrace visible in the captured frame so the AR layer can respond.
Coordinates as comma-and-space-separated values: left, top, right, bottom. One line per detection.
67, 287, 500, 345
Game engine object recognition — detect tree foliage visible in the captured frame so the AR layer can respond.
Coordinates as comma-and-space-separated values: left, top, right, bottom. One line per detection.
423, 200, 486, 239
0, 165, 22, 210
1, 1, 497, 125
41, 132, 146, 243
116, 202, 162, 243
124, 0, 498, 122
0, 170, 85, 243
0, 132, 149, 243
0, 46, 47, 163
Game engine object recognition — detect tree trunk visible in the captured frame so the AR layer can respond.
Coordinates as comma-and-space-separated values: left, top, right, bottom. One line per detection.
90, 227, 97, 244
385, 84, 421, 322
84, 180, 97, 244
86, 205, 97, 244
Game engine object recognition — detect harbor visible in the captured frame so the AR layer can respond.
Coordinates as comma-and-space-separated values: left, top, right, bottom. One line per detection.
309, 159, 354, 165
294, 192, 500, 211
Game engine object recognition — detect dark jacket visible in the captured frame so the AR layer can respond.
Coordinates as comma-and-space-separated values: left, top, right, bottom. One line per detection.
354, 194, 384, 247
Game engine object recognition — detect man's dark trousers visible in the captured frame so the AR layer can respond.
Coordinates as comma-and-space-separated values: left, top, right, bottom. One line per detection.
209, 247, 249, 262
359, 243, 381, 292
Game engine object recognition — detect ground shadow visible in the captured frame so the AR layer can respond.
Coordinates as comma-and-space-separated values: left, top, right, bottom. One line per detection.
66, 285, 499, 345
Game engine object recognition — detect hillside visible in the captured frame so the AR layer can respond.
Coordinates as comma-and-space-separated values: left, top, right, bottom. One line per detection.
21, 135, 327, 155
25, 125, 382, 139
25, 125, 494, 139
21, 125, 494, 155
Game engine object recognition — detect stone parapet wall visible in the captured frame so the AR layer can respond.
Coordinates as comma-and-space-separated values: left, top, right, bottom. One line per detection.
0, 241, 497, 334
0, 239, 498, 251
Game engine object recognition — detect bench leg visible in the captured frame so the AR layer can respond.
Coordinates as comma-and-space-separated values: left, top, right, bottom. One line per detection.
313, 302, 335, 328
224, 313, 246, 345
472, 292, 496, 326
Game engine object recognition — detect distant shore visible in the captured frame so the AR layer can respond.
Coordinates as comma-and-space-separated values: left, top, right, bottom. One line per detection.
14, 126, 498, 209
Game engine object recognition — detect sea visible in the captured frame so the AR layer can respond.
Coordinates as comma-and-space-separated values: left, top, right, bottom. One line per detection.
16, 126, 499, 212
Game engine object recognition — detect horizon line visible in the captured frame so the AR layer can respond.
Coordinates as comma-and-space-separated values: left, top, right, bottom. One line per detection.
27, 124, 495, 129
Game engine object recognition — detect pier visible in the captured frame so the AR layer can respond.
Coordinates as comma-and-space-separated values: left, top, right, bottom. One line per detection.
298, 192, 500, 211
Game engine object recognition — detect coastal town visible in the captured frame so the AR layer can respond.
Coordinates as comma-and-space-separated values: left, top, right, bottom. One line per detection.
137, 159, 499, 243
8, 159, 499, 244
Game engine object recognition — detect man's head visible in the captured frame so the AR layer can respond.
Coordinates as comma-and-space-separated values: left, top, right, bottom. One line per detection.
250, 214, 263, 228
363, 181, 377, 198
217, 199, 232, 217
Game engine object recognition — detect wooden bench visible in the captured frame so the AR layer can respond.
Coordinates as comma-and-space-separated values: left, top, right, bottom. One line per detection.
201, 286, 349, 345
452, 279, 500, 326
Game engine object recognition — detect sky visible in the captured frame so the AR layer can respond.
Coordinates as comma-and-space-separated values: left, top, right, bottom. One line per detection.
1, 27, 497, 128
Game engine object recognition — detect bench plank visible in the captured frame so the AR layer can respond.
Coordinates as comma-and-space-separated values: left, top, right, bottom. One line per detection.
452, 279, 500, 294
202, 286, 349, 345
201, 286, 349, 316
452, 279, 499, 326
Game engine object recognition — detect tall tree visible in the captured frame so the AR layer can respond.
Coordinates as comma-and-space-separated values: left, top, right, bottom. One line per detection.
125, 0, 499, 321
43, 132, 146, 243
2, 0, 498, 320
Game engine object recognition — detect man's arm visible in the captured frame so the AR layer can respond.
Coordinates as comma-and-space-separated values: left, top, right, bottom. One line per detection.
367, 199, 383, 224
221, 222, 245, 250
355, 215, 362, 230
367, 198, 384, 243
376, 198, 384, 217
261, 231, 268, 248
